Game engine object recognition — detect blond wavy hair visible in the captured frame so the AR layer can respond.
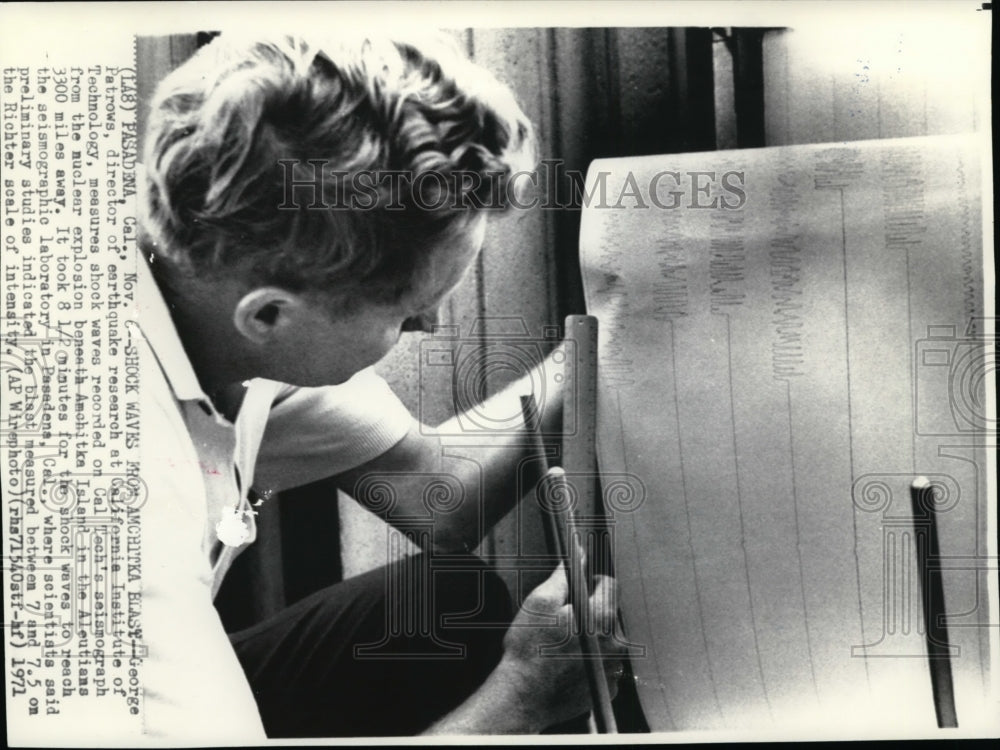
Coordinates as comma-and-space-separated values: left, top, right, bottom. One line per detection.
140, 32, 534, 306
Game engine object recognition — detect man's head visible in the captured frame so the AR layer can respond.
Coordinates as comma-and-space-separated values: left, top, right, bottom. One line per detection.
139, 32, 533, 386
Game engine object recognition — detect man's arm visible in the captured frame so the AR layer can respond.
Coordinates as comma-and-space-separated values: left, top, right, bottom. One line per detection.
327, 343, 625, 734
330, 343, 566, 551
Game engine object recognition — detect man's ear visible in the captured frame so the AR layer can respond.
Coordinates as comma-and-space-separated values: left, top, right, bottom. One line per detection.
232, 287, 305, 345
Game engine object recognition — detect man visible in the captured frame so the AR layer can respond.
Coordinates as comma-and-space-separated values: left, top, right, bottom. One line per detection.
136, 32, 620, 740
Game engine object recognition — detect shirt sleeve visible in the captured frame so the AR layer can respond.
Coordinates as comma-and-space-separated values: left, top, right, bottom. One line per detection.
253, 367, 415, 494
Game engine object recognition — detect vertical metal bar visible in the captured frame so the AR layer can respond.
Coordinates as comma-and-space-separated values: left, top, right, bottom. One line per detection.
732, 28, 769, 148
538, 467, 618, 734
523, 394, 618, 733
911, 477, 958, 728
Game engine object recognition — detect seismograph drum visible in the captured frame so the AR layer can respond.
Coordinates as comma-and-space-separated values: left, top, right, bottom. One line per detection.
580, 135, 993, 736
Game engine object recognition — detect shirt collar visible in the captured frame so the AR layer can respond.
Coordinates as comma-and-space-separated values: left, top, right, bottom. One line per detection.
136, 250, 212, 405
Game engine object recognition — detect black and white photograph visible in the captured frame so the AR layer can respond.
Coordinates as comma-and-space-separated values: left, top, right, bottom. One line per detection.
1, 1, 995, 745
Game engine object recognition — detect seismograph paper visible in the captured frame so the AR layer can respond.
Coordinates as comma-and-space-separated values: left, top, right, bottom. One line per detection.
579, 134, 995, 736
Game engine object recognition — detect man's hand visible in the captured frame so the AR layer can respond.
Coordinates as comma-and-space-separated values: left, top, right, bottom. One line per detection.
499, 565, 624, 729
424, 565, 625, 734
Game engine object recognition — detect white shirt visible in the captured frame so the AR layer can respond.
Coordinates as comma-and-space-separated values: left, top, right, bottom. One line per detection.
134, 256, 413, 742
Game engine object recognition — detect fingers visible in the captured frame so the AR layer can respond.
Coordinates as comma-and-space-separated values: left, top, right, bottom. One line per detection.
588, 574, 618, 636
518, 563, 569, 618
516, 569, 620, 645
507, 568, 628, 705
588, 575, 625, 698
592, 573, 617, 593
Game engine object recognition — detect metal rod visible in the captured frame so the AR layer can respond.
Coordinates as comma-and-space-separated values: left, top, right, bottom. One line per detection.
910, 476, 958, 728
538, 467, 618, 734
522, 384, 617, 732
